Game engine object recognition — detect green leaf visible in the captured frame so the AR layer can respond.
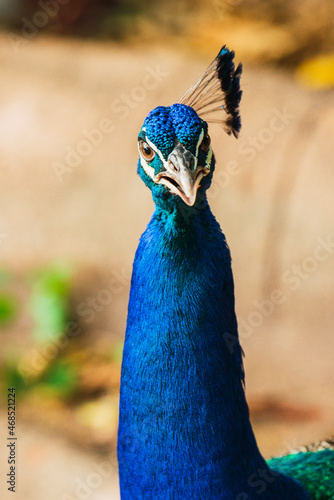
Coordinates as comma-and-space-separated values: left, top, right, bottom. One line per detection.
29, 294, 69, 342
0, 294, 18, 327
1, 360, 28, 396
28, 263, 73, 343
40, 362, 78, 397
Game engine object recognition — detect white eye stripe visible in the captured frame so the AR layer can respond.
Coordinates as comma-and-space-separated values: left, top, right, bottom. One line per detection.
137, 140, 156, 180
205, 147, 212, 170
144, 136, 168, 169
195, 129, 204, 158
138, 136, 168, 180
197, 129, 212, 170
140, 157, 155, 180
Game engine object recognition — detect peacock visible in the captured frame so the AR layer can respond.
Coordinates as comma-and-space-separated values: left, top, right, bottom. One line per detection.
117, 46, 334, 499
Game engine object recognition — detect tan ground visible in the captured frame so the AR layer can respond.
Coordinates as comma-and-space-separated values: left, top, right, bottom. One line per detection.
0, 35, 333, 499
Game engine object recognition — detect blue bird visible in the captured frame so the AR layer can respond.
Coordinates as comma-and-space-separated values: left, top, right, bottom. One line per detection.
117, 46, 334, 499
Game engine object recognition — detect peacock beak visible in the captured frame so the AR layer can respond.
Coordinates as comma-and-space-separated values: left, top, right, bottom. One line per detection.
154, 143, 209, 206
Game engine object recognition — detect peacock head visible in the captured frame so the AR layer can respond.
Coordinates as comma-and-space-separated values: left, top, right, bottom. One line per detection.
137, 46, 242, 212
137, 104, 214, 210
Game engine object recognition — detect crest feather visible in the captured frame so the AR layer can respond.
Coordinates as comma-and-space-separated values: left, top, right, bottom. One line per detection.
178, 46, 242, 138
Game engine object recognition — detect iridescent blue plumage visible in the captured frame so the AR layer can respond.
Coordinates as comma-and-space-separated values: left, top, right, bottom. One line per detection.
118, 46, 334, 499
143, 104, 204, 158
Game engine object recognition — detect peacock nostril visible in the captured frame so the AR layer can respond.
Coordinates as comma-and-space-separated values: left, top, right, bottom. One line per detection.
188, 156, 195, 171
169, 160, 179, 173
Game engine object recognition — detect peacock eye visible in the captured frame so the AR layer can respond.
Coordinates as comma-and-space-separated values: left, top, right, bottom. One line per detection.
139, 140, 155, 162
200, 133, 211, 152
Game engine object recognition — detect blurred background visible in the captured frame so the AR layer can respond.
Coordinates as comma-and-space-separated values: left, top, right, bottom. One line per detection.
0, 0, 334, 498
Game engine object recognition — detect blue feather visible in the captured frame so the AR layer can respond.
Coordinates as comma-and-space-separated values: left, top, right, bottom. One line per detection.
118, 205, 308, 499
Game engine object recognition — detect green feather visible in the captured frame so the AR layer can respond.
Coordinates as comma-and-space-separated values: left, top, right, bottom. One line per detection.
268, 450, 334, 499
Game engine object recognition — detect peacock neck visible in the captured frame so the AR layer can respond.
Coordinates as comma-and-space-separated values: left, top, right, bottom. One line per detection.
118, 200, 308, 499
